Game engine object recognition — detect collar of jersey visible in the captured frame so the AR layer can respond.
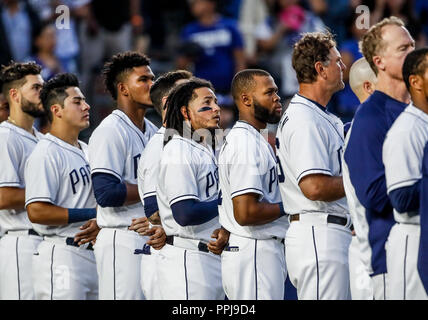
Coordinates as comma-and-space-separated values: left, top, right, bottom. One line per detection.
407, 102, 428, 122
43, 133, 84, 153
171, 134, 216, 160
295, 93, 328, 114
234, 120, 274, 156
235, 120, 269, 142
156, 126, 166, 134
0, 121, 40, 143
113, 109, 148, 135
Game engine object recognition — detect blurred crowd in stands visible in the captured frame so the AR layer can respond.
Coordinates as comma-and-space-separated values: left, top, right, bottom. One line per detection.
1, 0, 428, 141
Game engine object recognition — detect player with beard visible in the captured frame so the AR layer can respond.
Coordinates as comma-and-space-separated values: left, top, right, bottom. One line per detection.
0, 61, 45, 299
218, 69, 289, 300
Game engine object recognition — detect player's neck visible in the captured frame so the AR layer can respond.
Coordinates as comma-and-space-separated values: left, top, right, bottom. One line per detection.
375, 73, 411, 104
411, 94, 428, 115
117, 102, 146, 132
49, 123, 80, 148
8, 106, 35, 134
298, 84, 332, 108
238, 115, 266, 130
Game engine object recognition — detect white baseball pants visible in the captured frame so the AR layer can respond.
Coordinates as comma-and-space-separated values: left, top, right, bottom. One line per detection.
157, 242, 224, 300
286, 214, 352, 300
386, 223, 428, 300
221, 233, 286, 300
94, 228, 147, 300
32, 238, 98, 300
0, 232, 42, 299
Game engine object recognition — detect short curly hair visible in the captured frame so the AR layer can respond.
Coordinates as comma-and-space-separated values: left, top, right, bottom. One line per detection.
150, 70, 193, 116
1, 61, 41, 99
292, 31, 337, 84
359, 16, 405, 76
40, 73, 80, 121
102, 51, 151, 100
402, 48, 428, 91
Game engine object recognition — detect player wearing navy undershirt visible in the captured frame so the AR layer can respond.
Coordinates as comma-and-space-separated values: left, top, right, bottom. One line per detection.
418, 143, 428, 295
343, 17, 415, 299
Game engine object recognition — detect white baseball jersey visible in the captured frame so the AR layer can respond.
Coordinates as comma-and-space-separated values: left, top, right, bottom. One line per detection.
157, 135, 220, 242
276, 94, 348, 216
137, 126, 165, 208
0, 121, 44, 232
383, 103, 428, 224
218, 120, 289, 239
342, 124, 375, 276
88, 109, 157, 228
25, 133, 96, 237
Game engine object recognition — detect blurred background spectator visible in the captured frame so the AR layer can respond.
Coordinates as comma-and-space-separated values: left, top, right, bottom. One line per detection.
0, 0, 427, 142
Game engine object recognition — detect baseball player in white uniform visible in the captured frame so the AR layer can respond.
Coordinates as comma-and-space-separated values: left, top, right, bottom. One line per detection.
218, 69, 288, 300
345, 57, 377, 300
136, 70, 192, 299
25, 73, 99, 300
157, 78, 229, 300
382, 48, 428, 300
0, 62, 45, 300
88, 52, 158, 300
276, 31, 352, 300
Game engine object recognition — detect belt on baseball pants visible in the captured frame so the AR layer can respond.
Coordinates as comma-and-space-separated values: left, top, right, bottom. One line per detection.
289, 213, 354, 231
223, 235, 284, 252
6, 229, 41, 237
166, 235, 209, 253
43, 235, 94, 250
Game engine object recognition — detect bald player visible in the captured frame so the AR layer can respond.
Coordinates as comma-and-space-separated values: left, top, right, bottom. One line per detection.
349, 57, 377, 103
345, 57, 377, 300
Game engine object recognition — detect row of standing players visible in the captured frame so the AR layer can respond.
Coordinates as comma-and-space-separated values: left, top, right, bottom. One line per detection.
1, 15, 428, 300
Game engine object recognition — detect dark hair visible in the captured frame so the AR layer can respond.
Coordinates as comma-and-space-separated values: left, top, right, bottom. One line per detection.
231, 69, 271, 102
164, 78, 214, 144
40, 73, 80, 121
1, 61, 42, 99
292, 31, 336, 84
102, 51, 151, 100
150, 70, 193, 115
402, 48, 428, 91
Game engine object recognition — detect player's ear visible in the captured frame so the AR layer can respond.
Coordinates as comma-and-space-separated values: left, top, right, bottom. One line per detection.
409, 74, 422, 91
363, 81, 375, 95
51, 103, 63, 119
372, 55, 384, 73
118, 82, 128, 97
180, 105, 190, 121
241, 93, 252, 107
8, 88, 19, 104
314, 61, 326, 79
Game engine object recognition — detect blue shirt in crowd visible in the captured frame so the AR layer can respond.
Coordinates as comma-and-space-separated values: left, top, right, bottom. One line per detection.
181, 16, 243, 94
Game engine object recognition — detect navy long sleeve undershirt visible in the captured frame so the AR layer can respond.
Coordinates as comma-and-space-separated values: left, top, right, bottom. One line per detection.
171, 199, 218, 226
388, 181, 420, 214
92, 173, 127, 207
